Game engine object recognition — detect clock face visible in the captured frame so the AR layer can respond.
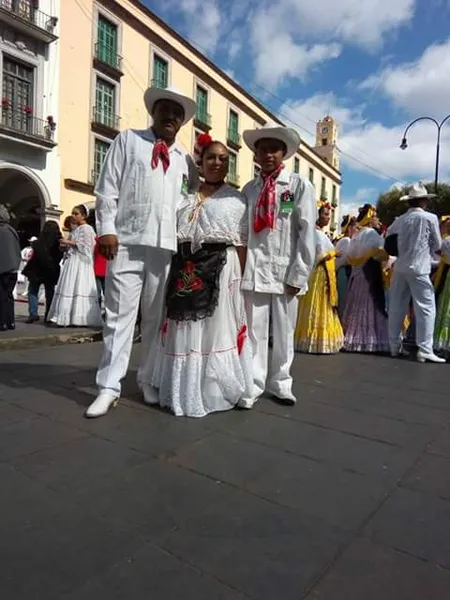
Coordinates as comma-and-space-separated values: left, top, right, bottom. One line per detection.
321, 126, 329, 135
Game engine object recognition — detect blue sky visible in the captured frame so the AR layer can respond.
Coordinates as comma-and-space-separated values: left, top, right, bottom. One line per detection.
144, 0, 450, 214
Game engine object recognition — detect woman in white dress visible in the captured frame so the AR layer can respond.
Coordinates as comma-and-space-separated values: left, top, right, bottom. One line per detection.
152, 136, 252, 417
47, 205, 102, 327
335, 215, 358, 318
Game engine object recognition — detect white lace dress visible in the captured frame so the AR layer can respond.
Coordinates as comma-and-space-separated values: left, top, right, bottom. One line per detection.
152, 184, 253, 417
47, 224, 102, 327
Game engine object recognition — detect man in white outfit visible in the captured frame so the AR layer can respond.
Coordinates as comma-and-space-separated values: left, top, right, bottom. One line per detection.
240, 123, 316, 407
86, 86, 197, 418
387, 181, 445, 363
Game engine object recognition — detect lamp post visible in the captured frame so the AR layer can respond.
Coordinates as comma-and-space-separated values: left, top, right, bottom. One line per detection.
400, 115, 450, 193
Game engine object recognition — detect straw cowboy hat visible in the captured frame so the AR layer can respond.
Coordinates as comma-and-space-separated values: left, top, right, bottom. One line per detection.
400, 181, 436, 201
243, 122, 300, 160
143, 85, 196, 125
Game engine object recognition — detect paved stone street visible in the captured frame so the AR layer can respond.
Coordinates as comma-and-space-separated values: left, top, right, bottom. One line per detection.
1, 342, 450, 599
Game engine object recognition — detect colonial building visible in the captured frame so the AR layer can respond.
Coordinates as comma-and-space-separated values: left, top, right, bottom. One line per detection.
59, 0, 342, 231
0, 0, 60, 243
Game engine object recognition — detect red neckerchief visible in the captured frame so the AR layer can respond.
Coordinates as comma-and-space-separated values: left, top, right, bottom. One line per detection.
253, 164, 284, 233
151, 139, 170, 173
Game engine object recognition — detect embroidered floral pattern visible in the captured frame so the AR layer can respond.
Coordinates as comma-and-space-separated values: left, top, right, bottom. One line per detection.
281, 190, 294, 203
174, 260, 204, 296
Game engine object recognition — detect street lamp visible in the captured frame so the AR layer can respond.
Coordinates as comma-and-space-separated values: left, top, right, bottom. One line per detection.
400, 114, 450, 192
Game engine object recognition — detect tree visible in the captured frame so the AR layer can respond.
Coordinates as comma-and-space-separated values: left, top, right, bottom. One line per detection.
376, 182, 450, 226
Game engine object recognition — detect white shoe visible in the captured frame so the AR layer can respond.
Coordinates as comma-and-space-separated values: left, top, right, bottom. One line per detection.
417, 351, 446, 364
271, 391, 297, 405
85, 393, 118, 418
142, 384, 159, 405
238, 396, 259, 409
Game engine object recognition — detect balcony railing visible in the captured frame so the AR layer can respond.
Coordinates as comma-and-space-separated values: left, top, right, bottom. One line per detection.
194, 109, 211, 131
226, 172, 240, 187
151, 78, 167, 89
92, 106, 120, 131
0, 0, 58, 42
227, 128, 241, 149
0, 105, 56, 145
94, 42, 122, 72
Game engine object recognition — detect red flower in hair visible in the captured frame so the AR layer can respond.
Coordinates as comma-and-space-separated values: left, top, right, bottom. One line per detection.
196, 133, 212, 147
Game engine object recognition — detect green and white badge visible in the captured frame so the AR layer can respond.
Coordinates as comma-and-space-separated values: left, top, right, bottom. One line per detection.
181, 174, 189, 195
280, 190, 294, 213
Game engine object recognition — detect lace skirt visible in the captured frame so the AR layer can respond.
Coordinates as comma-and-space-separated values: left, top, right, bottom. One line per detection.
153, 247, 253, 418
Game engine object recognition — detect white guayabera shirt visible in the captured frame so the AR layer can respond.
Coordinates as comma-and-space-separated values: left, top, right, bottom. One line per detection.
95, 128, 197, 252
387, 208, 442, 275
241, 169, 316, 295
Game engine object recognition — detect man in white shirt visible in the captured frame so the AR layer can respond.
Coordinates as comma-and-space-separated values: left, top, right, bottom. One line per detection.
86, 86, 197, 418
387, 181, 444, 363
239, 123, 316, 407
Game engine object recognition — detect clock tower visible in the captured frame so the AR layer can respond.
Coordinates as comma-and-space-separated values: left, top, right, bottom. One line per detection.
314, 115, 339, 170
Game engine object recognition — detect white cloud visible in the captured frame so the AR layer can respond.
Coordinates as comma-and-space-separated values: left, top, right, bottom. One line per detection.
165, 0, 222, 54
360, 39, 450, 117
279, 93, 450, 183
341, 187, 378, 218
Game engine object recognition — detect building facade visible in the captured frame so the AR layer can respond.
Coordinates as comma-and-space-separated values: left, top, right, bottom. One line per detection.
59, 0, 342, 231
0, 0, 60, 243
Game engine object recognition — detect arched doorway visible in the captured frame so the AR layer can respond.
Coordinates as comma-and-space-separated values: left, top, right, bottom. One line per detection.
0, 164, 50, 248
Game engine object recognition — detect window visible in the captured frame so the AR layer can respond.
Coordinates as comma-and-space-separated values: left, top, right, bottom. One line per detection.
97, 15, 119, 68
321, 177, 326, 198
153, 54, 168, 89
196, 86, 208, 118
228, 109, 240, 145
253, 163, 261, 178
228, 150, 238, 185
322, 138, 327, 146
332, 185, 337, 204
293, 157, 300, 174
1, 56, 34, 133
93, 138, 111, 183
94, 77, 117, 128
309, 167, 314, 184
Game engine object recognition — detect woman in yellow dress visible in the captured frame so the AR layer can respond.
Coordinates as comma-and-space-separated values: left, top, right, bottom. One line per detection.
295, 214, 344, 354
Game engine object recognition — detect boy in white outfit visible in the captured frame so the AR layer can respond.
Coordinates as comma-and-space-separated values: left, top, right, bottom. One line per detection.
86, 86, 197, 418
387, 181, 445, 364
240, 123, 316, 407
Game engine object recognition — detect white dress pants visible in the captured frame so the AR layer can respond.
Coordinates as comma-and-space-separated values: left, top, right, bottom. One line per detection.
388, 270, 436, 355
96, 245, 172, 397
244, 292, 298, 399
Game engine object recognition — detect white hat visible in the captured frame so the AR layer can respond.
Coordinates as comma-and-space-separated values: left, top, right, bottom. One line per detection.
243, 122, 300, 160
143, 85, 196, 125
400, 181, 436, 202
28, 236, 38, 242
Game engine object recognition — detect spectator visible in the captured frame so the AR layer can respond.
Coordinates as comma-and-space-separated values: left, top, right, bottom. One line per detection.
22, 221, 63, 323
0, 205, 21, 331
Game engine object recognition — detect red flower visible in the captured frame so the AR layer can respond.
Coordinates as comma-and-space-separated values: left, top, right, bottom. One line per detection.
191, 277, 204, 291
24, 106, 33, 114
2, 98, 10, 107
196, 133, 212, 147
175, 279, 184, 291
183, 260, 195, 274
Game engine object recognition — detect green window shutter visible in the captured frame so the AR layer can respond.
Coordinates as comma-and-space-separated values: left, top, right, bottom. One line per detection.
97, 16, 118, 67
153, 56, 168, 88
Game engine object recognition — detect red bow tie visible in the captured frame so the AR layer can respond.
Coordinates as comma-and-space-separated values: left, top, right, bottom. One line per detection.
151, 139, 170, 173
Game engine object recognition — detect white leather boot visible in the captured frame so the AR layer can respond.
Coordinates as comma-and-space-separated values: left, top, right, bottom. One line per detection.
85, 394, 119, 418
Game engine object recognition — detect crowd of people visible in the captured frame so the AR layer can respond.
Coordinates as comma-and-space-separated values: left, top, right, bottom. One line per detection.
1, 84, 448, 421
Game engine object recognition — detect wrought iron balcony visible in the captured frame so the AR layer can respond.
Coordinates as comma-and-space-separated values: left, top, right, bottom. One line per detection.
94, 42, 123, 74
92, 106, 120, 135
0, 105, 56, 149
151, 78, 168, 89
227, 129, 241, 150
0, 0, 58, 43
226, 172, 240, 188
194, 109, 211, 132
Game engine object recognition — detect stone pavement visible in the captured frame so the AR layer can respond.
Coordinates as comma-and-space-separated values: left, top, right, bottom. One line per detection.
1, 343, 450, 599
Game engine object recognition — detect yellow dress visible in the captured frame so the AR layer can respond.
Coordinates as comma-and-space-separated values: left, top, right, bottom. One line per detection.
295, 230, 344, 354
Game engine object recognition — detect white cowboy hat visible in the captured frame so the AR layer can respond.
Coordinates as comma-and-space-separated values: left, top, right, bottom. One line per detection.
143, 85, 196, 125
28, 236, 38, 242
243, 122, 300, 160
400, 181, 436, 201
